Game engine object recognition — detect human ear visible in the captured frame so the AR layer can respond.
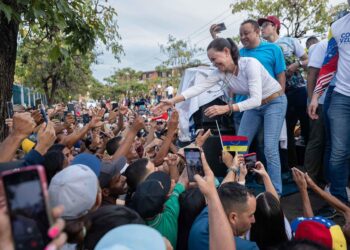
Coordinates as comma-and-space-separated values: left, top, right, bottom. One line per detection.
228, 211, 237, 225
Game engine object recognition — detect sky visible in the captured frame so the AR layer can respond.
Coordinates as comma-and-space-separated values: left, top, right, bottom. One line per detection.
91, 0, 347, 83
91, 0, 242, 83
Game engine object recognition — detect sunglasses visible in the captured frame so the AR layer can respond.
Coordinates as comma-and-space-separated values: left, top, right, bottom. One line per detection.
156, 121, 164, 125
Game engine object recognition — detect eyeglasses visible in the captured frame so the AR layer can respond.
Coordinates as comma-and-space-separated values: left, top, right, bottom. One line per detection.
261, 22, 274, 29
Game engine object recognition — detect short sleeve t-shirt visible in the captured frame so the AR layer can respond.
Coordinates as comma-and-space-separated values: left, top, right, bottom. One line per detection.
275, 36, 306, 89
332, 13, 350, 97
188, 207, 259, 250
240, 41, 286, 79
308, 40, 328, 104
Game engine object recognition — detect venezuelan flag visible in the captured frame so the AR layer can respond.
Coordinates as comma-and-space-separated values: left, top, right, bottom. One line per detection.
314, 29, 338, 95
222, 135, 248, 152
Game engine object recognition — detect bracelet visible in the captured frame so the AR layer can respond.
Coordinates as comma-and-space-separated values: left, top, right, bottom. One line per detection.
227, 166, 239, 174
238, 180, 246, 186
227, 104, 233, 116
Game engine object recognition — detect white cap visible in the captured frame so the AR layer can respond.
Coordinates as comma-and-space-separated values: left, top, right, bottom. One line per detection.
49, 164, 98, 220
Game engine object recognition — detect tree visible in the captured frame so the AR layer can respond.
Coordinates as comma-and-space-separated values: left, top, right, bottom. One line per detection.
88, 79, 112, 101
104, 67, 142, 86
230, 0, 344, 38
159, 35, 203, 74
0, 0, 123, 140
15, 40, 94, 105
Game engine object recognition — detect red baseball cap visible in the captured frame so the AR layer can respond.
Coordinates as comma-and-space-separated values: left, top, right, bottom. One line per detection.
295, 221, 333, 249
258, 16, 281, 30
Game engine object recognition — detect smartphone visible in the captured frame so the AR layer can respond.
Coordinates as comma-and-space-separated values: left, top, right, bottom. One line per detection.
244, 153, 257, 170
1, 165, 53, 250
6, 101, 14, 118
112, 102, 118, 110
67, 103, 74, 114
35, 99, 42, 108
184, 148, 204, 182
216, 22, 226, 32
39, 104, 48, 124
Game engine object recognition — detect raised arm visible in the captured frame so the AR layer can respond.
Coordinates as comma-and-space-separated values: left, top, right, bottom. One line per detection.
195, 152, 235, 250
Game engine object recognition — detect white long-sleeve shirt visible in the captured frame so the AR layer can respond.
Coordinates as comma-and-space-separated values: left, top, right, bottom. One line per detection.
181, 57, 282, 112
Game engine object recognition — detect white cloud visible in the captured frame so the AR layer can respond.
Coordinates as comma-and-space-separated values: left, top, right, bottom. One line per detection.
92, 0, 237, 82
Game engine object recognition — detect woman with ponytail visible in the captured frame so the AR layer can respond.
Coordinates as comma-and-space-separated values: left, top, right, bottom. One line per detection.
154, 37, 287, 195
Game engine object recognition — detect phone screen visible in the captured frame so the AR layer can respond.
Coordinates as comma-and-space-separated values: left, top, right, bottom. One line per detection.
6, 102, 14, 118
40, 104, 48, 124
2, 168, 52, 249
184, 148, 204, 182
244, 153, 257, 170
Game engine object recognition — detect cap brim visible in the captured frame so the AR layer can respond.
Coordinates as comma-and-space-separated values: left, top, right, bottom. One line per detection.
146, 171, 171, 193
258, 18, 271, 26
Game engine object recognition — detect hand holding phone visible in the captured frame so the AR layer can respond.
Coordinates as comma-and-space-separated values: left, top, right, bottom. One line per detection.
216, 22, 226, 32
184, 148, 205, 182
243, 153, 257, 170
1, 166, 53, 250
7, 102, 14, 118
40, 104, 48, 124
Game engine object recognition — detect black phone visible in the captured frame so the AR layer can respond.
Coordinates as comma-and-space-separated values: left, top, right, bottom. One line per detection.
6, 101, 14, 118
1, 165, 53, 250
244, 153, 257, 170
184, 148, 204, 182
216, 22, 226, 32
112, 102, 118, 110
35, 99, 42, 108
40, 104, 48, 124
67, 103, 75, 114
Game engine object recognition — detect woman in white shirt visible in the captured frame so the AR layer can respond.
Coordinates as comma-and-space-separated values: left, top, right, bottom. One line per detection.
155, 38, 287, 194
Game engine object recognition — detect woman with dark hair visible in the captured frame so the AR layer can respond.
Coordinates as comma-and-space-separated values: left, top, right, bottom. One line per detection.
42, 150, 65, 184
248, 161, 291, 249
155, 37, 287, 195
249, 192, 289, 249
177, 188, 206, 250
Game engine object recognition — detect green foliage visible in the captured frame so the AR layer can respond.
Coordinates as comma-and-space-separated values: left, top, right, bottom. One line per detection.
15, 39, 95, 104
88, 79, 111, 100
159, 35, 204, 72
0, 0, 124, 59
104, 67, 143, 86
230, 0, 344, 38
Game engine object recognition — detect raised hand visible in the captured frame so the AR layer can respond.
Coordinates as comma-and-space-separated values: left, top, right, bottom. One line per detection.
292, 167, 307, 191
167, 110, 179, 132
12, 112, 36, 138
195, 129, 211, 147
194, 152, 216, 197
152, 99, 174, 116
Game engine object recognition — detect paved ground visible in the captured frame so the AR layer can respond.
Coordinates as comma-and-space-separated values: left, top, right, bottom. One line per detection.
281, 189, 345, 226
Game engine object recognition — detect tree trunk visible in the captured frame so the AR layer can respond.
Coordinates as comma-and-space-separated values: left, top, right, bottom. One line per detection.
0, 3, 20, 141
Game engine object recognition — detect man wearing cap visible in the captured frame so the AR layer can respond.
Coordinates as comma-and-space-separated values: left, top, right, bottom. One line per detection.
129, 170, 188, 249
99, 157, 128, 206
49, 164, 101, 249
259, 15, 309, 169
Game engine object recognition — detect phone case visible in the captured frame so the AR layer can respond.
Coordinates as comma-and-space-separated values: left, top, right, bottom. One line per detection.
1, 165, 54, 231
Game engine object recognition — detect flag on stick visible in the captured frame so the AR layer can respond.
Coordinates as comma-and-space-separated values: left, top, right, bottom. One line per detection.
221, 135, 248, 153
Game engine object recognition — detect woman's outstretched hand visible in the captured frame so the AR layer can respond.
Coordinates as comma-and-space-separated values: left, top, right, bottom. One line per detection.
152, 99, 174, 116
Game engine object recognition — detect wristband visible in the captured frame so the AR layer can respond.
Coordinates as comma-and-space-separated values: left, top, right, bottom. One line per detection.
238, 180, 246, 186
227, 166, 239, 174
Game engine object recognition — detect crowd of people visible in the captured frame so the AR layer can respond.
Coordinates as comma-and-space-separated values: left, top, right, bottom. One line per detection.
0, 3, 350, 250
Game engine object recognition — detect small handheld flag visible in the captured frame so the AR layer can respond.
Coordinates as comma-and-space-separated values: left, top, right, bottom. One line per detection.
221, 135, 248, 153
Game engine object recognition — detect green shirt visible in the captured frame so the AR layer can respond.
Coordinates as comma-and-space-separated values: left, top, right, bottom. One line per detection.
146, 183, 185, 249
